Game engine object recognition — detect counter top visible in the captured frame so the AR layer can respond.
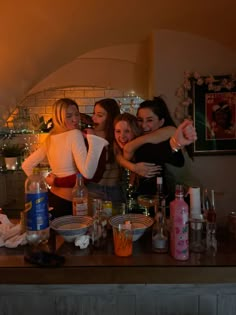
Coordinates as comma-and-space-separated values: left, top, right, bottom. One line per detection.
1, 227, 236, 285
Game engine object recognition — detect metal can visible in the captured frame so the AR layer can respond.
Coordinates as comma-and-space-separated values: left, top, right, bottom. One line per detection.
102, 200, 112, 217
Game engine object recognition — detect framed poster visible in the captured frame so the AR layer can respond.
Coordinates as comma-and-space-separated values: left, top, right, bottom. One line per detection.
190, 76, 236, 155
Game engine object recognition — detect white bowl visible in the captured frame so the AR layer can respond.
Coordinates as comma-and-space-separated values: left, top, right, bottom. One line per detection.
50, 215, 93, 242
109, 214, 154, 241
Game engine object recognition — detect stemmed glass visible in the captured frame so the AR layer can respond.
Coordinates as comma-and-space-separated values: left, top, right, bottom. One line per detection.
202, 188, 217, 254
137, 195, 158, 216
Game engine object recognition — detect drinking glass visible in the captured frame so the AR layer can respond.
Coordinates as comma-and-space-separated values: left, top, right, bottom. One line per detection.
137, 195, 158, 216
113, 224, 133, 257
202, 188, 217, 254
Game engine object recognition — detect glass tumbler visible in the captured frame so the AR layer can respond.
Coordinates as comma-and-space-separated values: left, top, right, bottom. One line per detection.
113, 224, 133, 257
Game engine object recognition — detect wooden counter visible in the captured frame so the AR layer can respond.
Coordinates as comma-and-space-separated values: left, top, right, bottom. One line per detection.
0, 228, 236, 285
1, 222, 236, 314
0, 186, 235, 313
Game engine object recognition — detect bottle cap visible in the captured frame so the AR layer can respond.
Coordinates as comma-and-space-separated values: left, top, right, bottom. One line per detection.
175, 184, 184, 197
157, 177, 163, 184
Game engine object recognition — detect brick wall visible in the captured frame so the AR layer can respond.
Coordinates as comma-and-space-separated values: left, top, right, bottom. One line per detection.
1, 87, 143, 211
16, 87, 143, 127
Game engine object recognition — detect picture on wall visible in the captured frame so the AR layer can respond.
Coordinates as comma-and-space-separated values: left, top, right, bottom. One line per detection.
205, 92, 236, 140
191, 75, 236, 155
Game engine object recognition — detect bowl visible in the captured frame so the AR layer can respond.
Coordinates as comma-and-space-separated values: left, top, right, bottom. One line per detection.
50, 215, 93, 242
109, 214, 154, 241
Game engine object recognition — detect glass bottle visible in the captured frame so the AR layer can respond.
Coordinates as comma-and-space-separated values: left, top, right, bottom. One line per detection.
203, 188, 216, 223
72, 173, 88, 216
156, 176, 166, 213
170, 184, 189, 261
91, 198, 107, 249
203, 188, 217, 252
152, 211, 169, 253
152, 176, 168, 253
24, 168, 50, 245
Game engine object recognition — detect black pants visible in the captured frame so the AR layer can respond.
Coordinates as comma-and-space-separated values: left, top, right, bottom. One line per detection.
48, 190, 72, 219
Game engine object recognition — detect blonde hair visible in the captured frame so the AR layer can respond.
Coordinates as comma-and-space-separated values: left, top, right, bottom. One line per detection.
46, 98, 79, 148
52, 98, 79, 132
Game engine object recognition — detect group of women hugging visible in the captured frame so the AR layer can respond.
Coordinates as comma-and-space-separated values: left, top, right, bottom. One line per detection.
22, 97, 197, 218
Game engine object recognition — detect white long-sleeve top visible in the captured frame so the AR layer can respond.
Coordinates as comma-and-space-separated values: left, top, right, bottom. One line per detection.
22, 129, 108, 179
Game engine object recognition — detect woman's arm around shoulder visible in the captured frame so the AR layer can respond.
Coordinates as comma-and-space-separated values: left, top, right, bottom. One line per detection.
123, 126, 176, 160
71, 129, 108, 179
114, 144, 161, 178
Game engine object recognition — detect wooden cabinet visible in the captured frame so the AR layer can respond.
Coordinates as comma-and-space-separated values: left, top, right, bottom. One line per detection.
0, 173, 7, 207
0, 283, 236, 315
0, 171, 26, 211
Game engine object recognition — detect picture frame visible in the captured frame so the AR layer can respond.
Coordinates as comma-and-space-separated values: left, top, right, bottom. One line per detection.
190, 75, 236, 156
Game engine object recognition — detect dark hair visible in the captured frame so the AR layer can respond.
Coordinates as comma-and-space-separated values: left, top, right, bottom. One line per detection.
94, 98, 120, 162
138, 96, 193, 159
137, 96, 177, 128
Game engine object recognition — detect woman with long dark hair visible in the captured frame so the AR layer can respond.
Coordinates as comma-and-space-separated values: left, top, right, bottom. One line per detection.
122, 97, 190, 204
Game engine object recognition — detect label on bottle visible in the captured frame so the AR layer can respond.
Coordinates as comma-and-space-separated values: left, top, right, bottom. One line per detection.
170, 197, 189, 261
171, 221, 189, 260
25, 192, 49, 231
73, 198, 88, 216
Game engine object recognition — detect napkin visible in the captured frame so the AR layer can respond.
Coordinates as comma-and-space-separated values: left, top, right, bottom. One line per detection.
74, 235, 90, 249
0, 214, 27, 248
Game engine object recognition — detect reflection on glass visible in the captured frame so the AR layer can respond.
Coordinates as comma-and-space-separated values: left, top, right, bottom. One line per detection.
137, 195, 158, 216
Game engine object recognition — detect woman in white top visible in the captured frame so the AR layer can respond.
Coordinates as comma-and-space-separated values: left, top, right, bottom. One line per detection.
22, 98, 108, 218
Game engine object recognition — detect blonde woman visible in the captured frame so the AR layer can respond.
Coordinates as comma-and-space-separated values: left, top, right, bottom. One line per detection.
22, 98, 108, 218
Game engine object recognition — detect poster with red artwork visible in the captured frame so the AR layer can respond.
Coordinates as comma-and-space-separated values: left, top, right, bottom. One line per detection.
205, 92, 236, 140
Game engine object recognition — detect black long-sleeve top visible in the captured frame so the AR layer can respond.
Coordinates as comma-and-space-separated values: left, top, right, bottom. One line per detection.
134, 139, 185, 203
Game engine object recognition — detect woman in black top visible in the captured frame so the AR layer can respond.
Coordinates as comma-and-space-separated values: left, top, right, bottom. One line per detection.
125, 97, 185, 204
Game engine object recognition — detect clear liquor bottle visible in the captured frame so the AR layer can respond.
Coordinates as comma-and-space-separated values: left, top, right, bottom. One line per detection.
72, 173, 88, 216
91, 198, 107, 249
203, 188, 217, 252
152, 176, 168, 253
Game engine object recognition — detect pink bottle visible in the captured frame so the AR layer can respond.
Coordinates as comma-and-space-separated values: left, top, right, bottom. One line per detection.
170, 184, 189, 261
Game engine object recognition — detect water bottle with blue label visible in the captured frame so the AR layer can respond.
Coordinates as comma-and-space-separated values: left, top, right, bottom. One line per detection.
24, 168, 50, 245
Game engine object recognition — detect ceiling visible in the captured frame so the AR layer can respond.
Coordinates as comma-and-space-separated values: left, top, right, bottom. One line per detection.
1, 0, 236, 121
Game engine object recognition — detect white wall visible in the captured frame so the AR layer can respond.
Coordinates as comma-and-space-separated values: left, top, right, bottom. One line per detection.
28, 43, 149, 99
